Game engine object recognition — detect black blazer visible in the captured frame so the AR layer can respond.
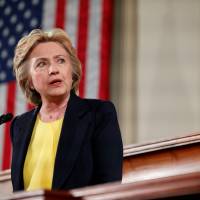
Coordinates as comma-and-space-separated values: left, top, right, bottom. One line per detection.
10, 92, 123, 191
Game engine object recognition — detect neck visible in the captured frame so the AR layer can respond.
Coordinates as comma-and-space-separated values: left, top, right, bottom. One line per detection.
40, 93, 70, 122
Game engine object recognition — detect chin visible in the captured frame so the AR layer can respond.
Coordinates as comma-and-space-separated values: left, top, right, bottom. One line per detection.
48, 90, 70, 98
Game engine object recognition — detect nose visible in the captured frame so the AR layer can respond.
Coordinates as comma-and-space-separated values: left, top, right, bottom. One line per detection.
48, 62, 59, 75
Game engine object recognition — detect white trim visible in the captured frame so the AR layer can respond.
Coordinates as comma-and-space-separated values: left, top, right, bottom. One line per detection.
42, 0, 56, 30
85, 0, 102, 98
0, 84, 7, 169
15, 84, 27, 115
65, 0, 79, 48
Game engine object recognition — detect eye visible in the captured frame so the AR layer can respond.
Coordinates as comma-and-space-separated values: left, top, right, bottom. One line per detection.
36, 61, 47, 68
57, 58, 65, 64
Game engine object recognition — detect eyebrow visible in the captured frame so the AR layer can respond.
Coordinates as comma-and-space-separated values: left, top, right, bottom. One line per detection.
35, 54, 67, 59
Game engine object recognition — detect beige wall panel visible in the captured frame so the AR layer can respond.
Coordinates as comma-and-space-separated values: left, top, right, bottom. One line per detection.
137, 0, 200, 142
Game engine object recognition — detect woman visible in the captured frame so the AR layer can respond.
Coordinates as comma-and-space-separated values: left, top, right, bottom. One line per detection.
10, 28, 123, 192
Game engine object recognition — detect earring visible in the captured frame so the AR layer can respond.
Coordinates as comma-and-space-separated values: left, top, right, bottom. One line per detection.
30, 85, 35, 90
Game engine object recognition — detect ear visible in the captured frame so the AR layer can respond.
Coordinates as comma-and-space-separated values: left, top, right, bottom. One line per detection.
28, 77, 35, 90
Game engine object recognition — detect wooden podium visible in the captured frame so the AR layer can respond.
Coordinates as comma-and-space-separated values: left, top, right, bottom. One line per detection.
1, 172, 200, 199
0, 169, 12, 195
123, 132, 200, 183
1, 133, 200, 199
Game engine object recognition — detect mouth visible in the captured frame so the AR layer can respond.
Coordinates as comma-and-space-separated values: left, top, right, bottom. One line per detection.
49, 79, 62, 86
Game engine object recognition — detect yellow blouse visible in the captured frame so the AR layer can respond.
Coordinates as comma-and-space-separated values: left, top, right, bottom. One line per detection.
23, 116, 63, 191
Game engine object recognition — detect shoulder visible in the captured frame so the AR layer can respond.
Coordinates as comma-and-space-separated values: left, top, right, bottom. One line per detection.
13, 108, 36, 124
69, 93, 117, 118
10, 107, 38, 133
82, 98, 117, 115
10, 108, 37, 142
78, 97, 119, 130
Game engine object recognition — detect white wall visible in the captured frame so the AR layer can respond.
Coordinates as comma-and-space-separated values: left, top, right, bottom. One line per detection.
112, 0, 200, 144
137, 0, 200, 142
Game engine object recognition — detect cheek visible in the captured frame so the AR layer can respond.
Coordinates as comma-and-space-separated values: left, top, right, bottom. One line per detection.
66, 72, 73, 86
31, 73, 46, 88
64, 66, 73, 83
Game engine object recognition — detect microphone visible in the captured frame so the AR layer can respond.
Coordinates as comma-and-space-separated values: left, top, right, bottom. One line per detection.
0, 113, 13, 125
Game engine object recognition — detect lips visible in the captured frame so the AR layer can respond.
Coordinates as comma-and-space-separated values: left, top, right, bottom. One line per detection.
49, 79, 62, 85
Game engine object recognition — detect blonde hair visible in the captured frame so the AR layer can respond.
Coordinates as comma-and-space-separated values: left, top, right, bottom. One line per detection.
13, 28, 82, 105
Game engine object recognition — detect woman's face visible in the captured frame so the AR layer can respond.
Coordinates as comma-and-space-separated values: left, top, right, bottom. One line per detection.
28, 41, 73, 102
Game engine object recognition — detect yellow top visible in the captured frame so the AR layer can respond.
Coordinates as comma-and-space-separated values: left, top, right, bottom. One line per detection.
23, 116, 63, 191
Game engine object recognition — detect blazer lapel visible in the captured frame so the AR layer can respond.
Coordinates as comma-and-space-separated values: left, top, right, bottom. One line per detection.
52, 93, 91, 189
12, 107, 39, 190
